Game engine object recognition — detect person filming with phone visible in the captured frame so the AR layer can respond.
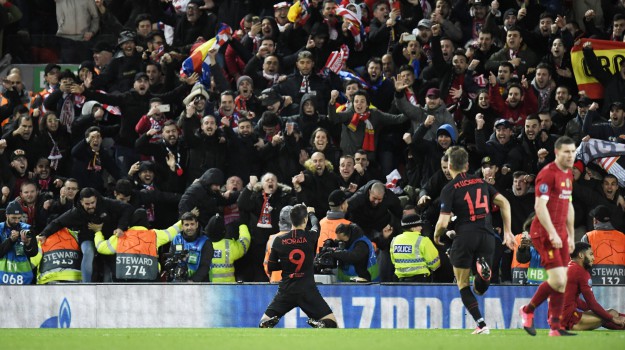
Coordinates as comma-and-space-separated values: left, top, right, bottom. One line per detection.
135, 97, 171, 143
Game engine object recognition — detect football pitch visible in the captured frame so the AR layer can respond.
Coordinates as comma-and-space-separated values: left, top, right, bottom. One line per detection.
3, 328, 623, 350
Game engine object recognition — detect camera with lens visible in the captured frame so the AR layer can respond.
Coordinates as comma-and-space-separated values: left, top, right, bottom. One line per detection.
314, 239, 345, 274
162, 249, 189, 282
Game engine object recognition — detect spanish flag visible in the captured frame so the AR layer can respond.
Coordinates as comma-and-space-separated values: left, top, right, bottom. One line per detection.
180, 23, 232, 89
571, 38, 625, 99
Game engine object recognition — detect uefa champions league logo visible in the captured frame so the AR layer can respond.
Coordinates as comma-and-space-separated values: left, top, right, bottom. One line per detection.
40, 298, 71, 328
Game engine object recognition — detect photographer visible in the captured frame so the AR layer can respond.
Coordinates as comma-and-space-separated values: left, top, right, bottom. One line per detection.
0, 201, 37, 284
333, 223, 379, 283
169, 212, 213, 282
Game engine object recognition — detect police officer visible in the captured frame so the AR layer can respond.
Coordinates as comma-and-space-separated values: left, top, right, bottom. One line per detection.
170, 212, 213, 282
390, 213, 440, 282
207, 214, 251, 282
333, 223, 380, 282
0, 201, 37, 284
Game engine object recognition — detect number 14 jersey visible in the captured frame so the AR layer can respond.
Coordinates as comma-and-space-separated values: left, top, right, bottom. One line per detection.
440, 173, 500, 235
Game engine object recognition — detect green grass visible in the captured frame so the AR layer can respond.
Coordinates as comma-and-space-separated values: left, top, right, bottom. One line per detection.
2, 329, 623, 350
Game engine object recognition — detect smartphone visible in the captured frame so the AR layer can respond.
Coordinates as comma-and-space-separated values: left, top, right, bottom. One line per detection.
404, 34, 416, 42
157, 104, 170, 113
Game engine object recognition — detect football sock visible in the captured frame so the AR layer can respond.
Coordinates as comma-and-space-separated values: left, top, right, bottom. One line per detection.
548, 290, 564, 330
460, 286, 486, 328
525, 281, 553, 313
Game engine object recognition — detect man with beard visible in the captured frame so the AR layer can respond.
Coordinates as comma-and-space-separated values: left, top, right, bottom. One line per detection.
75, 70, 197, 176
182, 114, 227, 184
2, 114, 39, 167
91, 41, 114, 74
550, 85, 577, 133
582, 101, 625, 143
237, 173, 295, 282
531, 63, 554, 113
347, 181, 402, 282
488, 73, 538, 129
223, 118, 262, 181
2, 149, 32, 200
171, 0, 217, 54
0, 201, 37, 285
38, 187, 133, 282
362, 57, 395, 112
509, 114, 557, 174
178, 168, 232, 229
14, 181, 49, 234
169, 212, 213, 282
135, 120, 187, 193
293, 152, 340, 218
561, 242, 625, 331
475, 117, 518, 172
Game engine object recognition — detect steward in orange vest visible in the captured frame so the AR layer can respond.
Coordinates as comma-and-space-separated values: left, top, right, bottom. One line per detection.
582, 205, 625, 285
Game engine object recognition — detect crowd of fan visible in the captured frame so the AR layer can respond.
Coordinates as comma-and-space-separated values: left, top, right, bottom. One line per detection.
1, 0, 625, 284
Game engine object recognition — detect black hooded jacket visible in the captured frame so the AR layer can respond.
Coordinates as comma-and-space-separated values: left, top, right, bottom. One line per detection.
40, 193, 133, 243
178, 168, 233, 227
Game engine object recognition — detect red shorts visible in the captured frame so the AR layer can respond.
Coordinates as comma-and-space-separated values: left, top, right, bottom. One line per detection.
562, 310, 582, 330
531, 234, 570, 270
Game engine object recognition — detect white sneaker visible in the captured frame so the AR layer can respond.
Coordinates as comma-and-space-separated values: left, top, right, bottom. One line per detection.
472, 326, 490, 334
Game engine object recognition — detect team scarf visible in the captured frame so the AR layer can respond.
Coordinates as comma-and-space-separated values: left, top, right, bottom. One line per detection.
47, 132, 62, 170
405, 89, 418, 107
87, 151, 101, 172
577, 138, 625, 187
257, 192, 273, 228
262, 71, 280, 87
348, 111, 375, 151
299, 73, 310, 93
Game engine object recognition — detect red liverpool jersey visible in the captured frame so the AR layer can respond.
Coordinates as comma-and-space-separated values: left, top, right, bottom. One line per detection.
530, 162, 573, 239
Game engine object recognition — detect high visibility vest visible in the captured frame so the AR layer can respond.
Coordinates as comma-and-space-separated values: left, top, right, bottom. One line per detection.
318, 217, 350, 253
0, 222, 33, 285
171, 234, 209, 279
35, 228, 81, 284
0, 95, 9, 127
511, 235, 529, 284
115, 229, 159, 281
511, 235, 546, 284
586, 229, 625, 285
390, 230, 440, 278
210, 225, 251, 282
337, 236, 379, 282
264, 232, 282, 283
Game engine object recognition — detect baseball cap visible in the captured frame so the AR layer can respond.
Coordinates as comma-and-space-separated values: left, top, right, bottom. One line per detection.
134, 72, 148, 81
494, 119, 513, 129
417, 19, 432, 29
401, 213, 425, 228
610, 101, 624, 110
10, 149, 27, 161
44, 63, 61, 75
590, 205, 611, 223
577, 96, 591, 107
260, 89, 281, 106
5, 201, 24, 216
274, 1, 289, 9
328, 190, 347, 207
481, 156, 493, 167
279, 205, 293, 231
426, 88, 440, 98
